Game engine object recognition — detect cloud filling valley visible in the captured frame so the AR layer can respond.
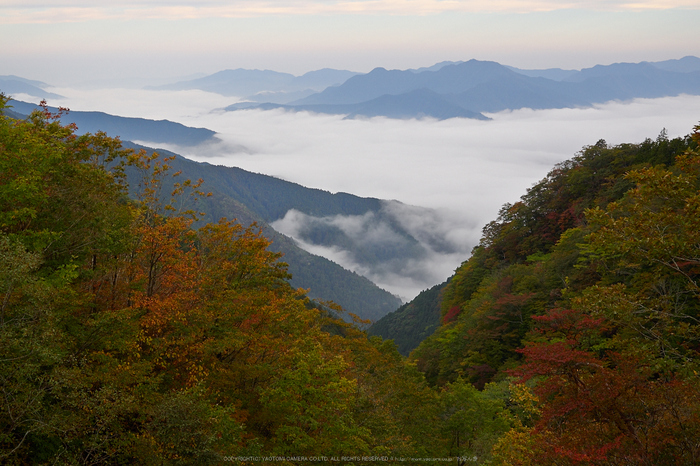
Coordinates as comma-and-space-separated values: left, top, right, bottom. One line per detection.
42, 88, 700, 300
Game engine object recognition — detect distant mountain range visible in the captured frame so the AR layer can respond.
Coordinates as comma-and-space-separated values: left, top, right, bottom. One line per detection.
269, 57, 700, 120
229, 88, 489, 120
162, 56, 700, 121
147, 68, 360, 104
6, 56, 700, 122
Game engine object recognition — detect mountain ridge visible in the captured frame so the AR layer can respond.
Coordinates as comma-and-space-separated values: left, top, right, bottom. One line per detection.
223, 57, 700, 120
0, 77, 63, 100
148, 67, 360, 99
6, 99, 217, 147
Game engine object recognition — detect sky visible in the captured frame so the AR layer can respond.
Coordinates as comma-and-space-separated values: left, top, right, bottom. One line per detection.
1, 1, 700, 86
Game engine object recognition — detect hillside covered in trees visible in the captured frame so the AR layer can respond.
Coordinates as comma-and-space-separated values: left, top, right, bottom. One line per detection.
407, 124, 700, 463
2, 93, 700, 464
0, 97, 531, 463
368, 280, 447, 356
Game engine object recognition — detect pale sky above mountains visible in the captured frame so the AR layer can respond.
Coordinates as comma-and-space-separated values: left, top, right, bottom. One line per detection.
1, 1, 699, 86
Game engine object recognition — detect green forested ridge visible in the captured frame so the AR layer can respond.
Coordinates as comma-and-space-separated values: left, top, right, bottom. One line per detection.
368, 280, 447, 356
411, 129, 694, 388
373, 134, 691, 362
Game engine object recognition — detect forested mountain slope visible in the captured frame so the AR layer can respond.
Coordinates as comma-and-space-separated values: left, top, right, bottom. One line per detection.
3, 92, 700, 464
373, 132, 694, 357
406, 124, 700, 463
368, 280, 447, 356
412, 129, 693, 386
0, 97, 438, 461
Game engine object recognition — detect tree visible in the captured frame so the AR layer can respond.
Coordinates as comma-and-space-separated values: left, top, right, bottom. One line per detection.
506, 126, 700, 464
439, 378, 512, 464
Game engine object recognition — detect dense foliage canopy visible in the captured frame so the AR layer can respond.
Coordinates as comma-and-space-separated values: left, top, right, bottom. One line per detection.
3, 92, 700, 465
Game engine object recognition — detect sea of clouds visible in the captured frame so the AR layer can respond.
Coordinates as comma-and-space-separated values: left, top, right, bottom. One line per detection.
30, 87, 700, 300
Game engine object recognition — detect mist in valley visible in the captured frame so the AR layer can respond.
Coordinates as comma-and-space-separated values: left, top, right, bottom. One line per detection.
22, 88, 700, 300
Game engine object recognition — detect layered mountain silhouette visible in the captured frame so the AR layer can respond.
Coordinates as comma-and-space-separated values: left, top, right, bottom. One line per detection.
218, 57, 700, 120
